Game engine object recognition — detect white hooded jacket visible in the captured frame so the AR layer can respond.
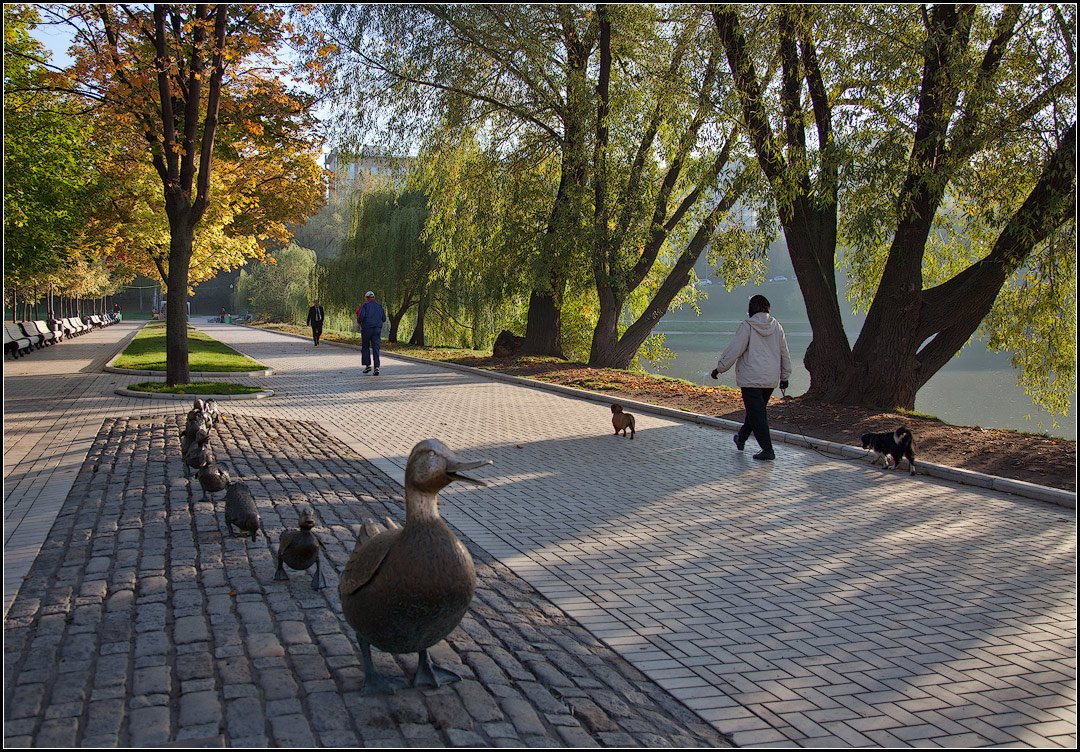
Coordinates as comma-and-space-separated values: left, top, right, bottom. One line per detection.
715, 312, 793, 389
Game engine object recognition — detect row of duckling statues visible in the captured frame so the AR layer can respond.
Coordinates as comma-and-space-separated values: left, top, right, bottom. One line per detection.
177, 400, 492, 694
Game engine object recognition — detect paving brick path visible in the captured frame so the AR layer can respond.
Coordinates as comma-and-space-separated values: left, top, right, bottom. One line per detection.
4, 321, 1076, 747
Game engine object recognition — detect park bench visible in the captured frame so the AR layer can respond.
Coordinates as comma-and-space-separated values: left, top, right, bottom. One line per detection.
17, 321, 46, 350
25, 321, 58, 346
56, 318, 77, 338
4, 324, 33, 358
66, 317, 91, 335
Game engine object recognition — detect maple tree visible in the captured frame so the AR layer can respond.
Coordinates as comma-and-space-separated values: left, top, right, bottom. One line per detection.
50, 3, 323, 384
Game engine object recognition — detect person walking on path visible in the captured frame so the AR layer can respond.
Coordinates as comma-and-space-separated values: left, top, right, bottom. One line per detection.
307, 299, 325, 346
711, 294, 792, 461
357, 291, 387, 375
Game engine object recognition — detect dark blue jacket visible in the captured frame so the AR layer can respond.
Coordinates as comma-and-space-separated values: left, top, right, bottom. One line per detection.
358, 300, 386, 332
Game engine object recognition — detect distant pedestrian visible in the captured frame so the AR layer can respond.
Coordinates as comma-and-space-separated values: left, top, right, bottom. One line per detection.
307, 299, 325, 346
711, 294, 792, 461
356, 291, 386, 375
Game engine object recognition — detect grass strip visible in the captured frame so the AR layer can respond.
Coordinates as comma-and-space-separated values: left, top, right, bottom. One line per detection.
127, 381, 264, 395
114, 321, 267, 372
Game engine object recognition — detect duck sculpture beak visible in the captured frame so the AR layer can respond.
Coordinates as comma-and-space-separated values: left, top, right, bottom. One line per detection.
446, 458, 492, 486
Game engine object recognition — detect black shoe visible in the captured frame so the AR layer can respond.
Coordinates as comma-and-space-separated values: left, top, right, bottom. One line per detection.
363, 366, 371, 374
733, 434, 746, 451
753, 450, 775, 461
373, 368, 379, 376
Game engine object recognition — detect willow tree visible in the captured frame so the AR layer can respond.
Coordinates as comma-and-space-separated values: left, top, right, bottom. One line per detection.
322, 188, 437, 344
301, 4, 766, 366
298, 4, 597, 357
56, 4, 321, 385
714, 3, 1076, 413
585, 4, 765, 369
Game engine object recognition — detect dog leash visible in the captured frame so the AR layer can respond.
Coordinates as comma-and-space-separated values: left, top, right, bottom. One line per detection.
777, 386, 871, 463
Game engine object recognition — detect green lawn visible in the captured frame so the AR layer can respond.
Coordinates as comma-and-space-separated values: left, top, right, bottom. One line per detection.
114, 321, 267, 372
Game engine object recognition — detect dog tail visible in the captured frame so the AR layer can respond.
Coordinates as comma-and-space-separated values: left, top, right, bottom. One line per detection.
894, 427, 913, 446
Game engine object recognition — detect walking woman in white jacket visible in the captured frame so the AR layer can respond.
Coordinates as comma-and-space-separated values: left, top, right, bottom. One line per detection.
711, 295, 792, 461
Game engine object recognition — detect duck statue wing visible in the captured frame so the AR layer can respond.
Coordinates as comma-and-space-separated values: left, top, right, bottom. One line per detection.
338, 517, 401, 597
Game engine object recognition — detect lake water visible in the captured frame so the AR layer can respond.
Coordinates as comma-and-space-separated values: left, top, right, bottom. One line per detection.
644, 282, 1076, 441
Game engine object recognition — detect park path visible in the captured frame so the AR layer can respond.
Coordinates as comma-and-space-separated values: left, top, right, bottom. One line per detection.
3, 320, 1075, 747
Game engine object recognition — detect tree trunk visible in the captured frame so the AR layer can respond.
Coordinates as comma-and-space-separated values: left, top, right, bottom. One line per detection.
165, 223, 193, 386
408, 298, 428, 347
520, 289, 563, 357
387, 302, 410, 343
784, 206, 857, 404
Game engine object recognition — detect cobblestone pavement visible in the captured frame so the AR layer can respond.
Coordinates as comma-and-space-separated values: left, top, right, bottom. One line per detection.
4, 321, 1076, 747
4, 413, 726, 747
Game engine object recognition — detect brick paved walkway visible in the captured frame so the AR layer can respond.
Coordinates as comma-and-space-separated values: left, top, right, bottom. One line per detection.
4, 321, 1076, 747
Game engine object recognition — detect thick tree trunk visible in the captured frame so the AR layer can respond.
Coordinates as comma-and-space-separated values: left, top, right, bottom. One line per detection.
165, 222, 193, 386
782, 200, 857, 404
521, 288, 564, 358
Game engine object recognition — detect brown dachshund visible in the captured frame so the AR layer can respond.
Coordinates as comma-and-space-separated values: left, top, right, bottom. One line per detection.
611, 404, 636, 439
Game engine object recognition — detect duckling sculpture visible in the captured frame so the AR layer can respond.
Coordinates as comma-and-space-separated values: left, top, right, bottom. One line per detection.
182, 411, 211, 446
183, 439, 214, 475
197, 462, 231, 503
340, 439, 491, 695
274, 505, 325, 590
224, 481, 263, 542
202, 399, 223, 427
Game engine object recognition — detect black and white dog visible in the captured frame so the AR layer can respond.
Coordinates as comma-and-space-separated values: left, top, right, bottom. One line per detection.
861, 427, 916, 475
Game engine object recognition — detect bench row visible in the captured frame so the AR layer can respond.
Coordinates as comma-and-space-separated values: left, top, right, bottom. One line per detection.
4, 315, 120, 359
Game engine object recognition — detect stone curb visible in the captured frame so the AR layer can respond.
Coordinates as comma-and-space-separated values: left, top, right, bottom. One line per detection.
114, 387, 274, 400
104, 365, 275, 377
239, 325, 1077, 509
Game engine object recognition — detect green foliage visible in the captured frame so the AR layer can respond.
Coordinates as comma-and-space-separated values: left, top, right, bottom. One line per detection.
982, 225, 1077, 419
3, 5, 99, 286
636, 333, 676, 372
233, 243, 317, 323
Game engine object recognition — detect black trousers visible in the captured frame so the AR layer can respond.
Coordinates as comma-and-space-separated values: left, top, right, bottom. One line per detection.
737, 387, 774, 452
311, 323, 323, 344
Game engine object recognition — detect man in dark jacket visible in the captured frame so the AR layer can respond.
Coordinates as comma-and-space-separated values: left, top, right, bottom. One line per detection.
306, 299, 325, 346
356, 291, 387, 375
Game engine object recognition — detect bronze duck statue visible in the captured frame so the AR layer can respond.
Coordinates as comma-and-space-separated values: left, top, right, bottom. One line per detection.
183, 438, 214, 475
274, 505, 325, 590
197, 462, 231, 503
339, 439, 491, 694
224, 481, 263, 542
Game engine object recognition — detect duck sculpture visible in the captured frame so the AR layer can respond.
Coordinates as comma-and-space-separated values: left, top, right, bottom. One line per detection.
183, 438, 215, 476
197, 462, 231, 503
224, 481, 263, 542
274, 505, 325, 590
202, 399, 223, 427
339, 439, 491, 695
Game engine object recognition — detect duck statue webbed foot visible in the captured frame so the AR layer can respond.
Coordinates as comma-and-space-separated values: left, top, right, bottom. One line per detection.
339, 439, 491, 695
413, 648, 462, 688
